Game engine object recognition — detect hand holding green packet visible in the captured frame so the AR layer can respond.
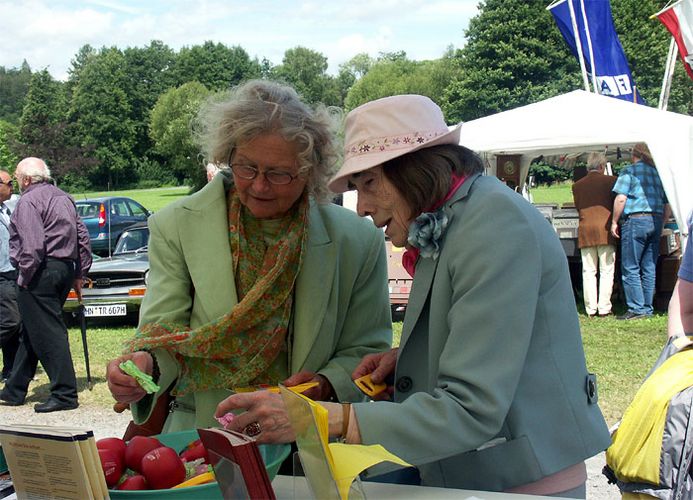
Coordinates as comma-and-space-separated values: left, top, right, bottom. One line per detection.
119, 359, 160, 394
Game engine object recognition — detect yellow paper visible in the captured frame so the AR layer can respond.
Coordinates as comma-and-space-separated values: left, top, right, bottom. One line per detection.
232, 381, 319, 394
329, 442, 410, 498
280, 386, 411, 499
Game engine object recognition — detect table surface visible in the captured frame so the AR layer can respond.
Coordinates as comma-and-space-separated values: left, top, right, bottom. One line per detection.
271, 475, 554, 499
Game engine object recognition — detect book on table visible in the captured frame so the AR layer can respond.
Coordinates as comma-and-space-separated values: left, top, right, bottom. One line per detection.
0, 425, 108, 500
197, 427, 275, 500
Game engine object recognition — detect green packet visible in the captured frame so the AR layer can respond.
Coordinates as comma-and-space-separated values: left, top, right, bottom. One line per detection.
119, 360, 160, 394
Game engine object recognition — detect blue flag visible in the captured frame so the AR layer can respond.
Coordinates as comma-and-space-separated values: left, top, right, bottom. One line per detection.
548, 0, 645, 104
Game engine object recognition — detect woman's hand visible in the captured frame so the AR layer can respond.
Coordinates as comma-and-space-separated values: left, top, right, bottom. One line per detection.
215, 392, 295, 444
283, 370, 334, 401
106, 351, 153, 404
352, 348, 398, 400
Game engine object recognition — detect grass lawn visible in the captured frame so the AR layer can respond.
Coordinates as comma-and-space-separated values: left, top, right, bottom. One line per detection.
71, 186, 190, 213
531, 182, 574, 207
15, 182, 664, 428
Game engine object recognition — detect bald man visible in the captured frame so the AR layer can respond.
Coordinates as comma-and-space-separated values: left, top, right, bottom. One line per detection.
0, 158, 92, 412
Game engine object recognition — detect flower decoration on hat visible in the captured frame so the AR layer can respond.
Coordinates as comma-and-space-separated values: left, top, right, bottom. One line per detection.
407, 209, 449, 260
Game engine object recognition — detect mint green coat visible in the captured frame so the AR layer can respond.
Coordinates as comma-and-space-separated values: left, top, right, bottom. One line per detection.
132, 174, 392, 432
355, 174, 610, 491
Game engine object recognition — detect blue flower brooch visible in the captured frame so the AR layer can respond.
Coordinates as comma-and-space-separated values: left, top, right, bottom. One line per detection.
407, 209, 449, 260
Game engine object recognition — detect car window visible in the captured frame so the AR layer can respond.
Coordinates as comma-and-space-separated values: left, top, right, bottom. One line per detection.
115, 228, 149, 254
111, 200, 130, 217
127, 200, 148, 217
76, 203, 98, 218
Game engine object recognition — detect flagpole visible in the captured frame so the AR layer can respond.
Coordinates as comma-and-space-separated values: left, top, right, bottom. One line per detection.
566, 0, 592, 92
578, 0, 600, 94
658, 37, 678, 110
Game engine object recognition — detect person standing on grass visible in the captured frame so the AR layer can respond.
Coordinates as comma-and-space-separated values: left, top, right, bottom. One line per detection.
0, 158, 92, 413
0, 169, 21, 383
611, 142, 671, 320
572, 152, 617, 317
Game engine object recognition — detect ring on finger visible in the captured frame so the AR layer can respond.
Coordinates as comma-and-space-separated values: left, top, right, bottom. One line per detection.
243, 421, 262, 437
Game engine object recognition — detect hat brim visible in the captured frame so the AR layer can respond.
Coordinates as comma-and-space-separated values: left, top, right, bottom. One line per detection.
328, 123, 462, 193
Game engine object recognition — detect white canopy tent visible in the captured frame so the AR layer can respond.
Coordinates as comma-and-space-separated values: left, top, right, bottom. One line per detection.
457, 90, 693, 236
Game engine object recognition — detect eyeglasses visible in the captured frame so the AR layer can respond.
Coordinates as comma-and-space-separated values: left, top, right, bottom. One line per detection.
230, 164, 300, 185
0, 180, 11, 186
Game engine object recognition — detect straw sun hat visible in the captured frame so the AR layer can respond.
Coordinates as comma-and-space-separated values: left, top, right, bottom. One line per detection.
328, 94, 462, 193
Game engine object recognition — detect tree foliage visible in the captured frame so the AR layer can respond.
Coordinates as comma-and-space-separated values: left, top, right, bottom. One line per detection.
149, 81, 211, 188
0, 121, 19, 170
441, 0, 581, 122
272, 47, 341, 106
174, 42, 260, 91
70, 47, 136, 188
0, 61, 32, 124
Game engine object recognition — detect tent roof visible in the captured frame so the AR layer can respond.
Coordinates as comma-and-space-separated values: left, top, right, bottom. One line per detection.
458, 90, 693, 234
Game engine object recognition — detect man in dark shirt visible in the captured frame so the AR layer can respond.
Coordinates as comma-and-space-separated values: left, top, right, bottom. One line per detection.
0, 157, 92, 412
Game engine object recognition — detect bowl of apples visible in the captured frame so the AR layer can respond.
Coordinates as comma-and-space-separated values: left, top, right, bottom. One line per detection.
98, 430, 290, 498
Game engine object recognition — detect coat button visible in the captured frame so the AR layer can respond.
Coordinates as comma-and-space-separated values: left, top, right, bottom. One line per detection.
396, 376, 413, 393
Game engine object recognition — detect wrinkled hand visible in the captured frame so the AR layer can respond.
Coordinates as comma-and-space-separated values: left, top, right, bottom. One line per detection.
352, 348, 398, 400
283, 370, 334, 401
611, 222, 620, 239
106, 351, 153, 404
215, 391, 295, 444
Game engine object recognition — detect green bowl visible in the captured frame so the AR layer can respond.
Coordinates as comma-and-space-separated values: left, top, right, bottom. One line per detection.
0, 445, 7, 474
109, 430, 290, 499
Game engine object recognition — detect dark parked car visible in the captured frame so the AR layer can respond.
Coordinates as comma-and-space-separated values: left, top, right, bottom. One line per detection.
64, 222, 150, 321
75, 197, 151, 255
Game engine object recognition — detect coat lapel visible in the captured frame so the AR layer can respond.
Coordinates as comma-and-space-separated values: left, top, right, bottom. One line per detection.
178, 176, 238, 321
291, 203, 335, 372
399, 173, 481, 348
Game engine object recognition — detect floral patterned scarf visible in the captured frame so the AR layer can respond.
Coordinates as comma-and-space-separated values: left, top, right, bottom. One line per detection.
123, 188, 308, 396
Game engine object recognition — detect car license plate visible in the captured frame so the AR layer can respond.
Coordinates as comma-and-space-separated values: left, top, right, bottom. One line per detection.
84, 304, 127, 317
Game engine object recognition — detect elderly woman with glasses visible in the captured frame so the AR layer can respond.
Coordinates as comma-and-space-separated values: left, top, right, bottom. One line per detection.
106, 80, 391, 437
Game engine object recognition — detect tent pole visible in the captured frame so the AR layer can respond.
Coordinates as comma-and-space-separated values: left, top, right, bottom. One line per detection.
658, 38, 677, 110
567, 0, 592, 92
578, 0, 600, 94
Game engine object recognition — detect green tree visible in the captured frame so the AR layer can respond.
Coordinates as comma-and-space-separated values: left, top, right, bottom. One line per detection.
0, 61, 32, 124
70, 47, 136, 188
344, 53, 455, 111
273, 46, 340, 105
18, 70, 63, 145
441, 0, 580, 122
149, 81, 211, 188
0, 121, 19, 169
174, 42, 261, 90
123, 41, 178, 159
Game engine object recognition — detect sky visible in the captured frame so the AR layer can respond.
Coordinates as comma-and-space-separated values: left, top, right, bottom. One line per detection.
0, 0, 480, 81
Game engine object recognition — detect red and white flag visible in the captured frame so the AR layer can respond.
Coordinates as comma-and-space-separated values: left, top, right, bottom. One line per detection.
656, 0, 693, 80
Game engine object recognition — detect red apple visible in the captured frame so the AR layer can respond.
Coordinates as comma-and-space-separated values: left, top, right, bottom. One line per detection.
180, 439, 208, 463
125, 435, 162, 473
96, 437, 126, 465
117, 475, 148, 490
141, 446, 186, 489
98, 448, 124, 487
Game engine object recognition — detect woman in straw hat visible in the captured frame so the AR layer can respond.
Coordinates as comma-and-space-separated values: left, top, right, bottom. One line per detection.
219, 94, 611, 496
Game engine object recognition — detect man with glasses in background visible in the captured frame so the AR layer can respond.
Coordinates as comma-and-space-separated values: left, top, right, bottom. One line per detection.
0, 170, 20, 383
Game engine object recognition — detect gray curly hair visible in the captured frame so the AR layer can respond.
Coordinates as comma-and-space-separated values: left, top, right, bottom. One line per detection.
195, 80, 341, 202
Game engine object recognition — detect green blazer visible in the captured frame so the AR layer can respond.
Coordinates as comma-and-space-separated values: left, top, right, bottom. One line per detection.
132, 173, 392, 432
355, 175, 610, 491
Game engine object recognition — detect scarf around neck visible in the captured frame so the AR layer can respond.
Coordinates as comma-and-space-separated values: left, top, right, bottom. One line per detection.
124, 188, 309, 395
402, 173, 467, 277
